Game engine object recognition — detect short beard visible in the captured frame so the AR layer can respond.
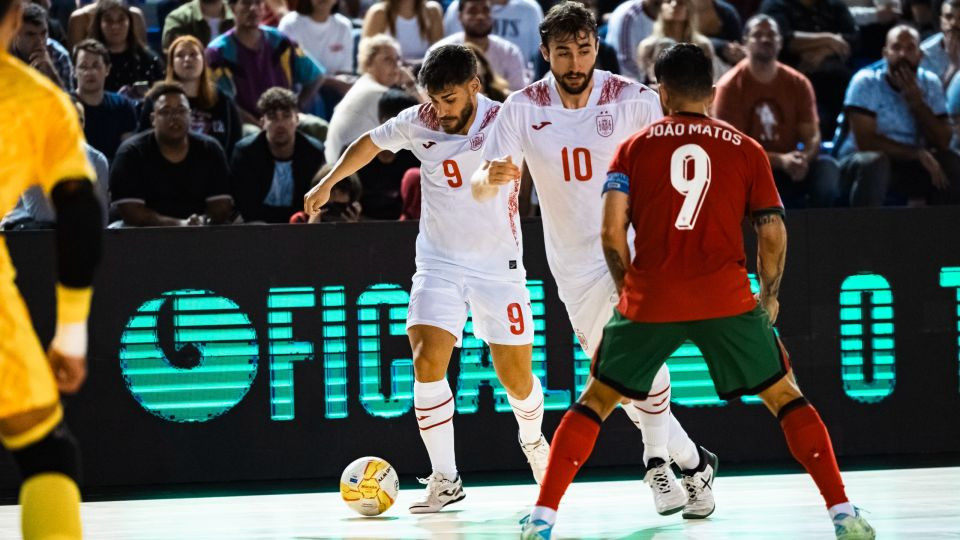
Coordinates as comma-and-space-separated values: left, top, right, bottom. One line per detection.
463, 24, 491, 40
441, 100, 474, 134
554, 65, 595, 95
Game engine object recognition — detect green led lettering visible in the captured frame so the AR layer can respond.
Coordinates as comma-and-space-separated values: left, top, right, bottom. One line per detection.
119, 290, 258, 422
529, 280, 570, 410
322, 286, 349, 419
357, 284, 414, 418
939, 267, 960, 393
839, 274, 896, 403
268, 287, 315, 421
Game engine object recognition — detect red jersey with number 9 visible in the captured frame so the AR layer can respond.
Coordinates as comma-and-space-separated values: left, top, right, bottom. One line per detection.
607, 112, 783, 323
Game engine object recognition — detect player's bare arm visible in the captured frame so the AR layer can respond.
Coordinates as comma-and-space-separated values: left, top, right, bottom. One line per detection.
304, 133, 383, 215
470, 156, 520, 202
753, 211, 787, 324
50, 178, 104, 393
601, 190, 631, 294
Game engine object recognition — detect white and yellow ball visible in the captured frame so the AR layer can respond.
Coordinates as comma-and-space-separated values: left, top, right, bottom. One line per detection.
339, 457, 399, 516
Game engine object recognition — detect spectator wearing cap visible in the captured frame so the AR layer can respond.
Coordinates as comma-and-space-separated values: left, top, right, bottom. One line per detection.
110, 82, 234, 226
230, 88, 326, 223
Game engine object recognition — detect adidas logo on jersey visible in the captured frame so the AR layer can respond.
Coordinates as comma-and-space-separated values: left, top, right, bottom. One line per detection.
531, 121, 551, 131
423, 141, 437, 149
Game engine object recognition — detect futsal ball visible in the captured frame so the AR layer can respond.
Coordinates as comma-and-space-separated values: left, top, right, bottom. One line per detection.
339, 456, 399, 516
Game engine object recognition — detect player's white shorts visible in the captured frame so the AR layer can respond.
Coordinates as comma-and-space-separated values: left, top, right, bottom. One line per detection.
406, 270, 534, 347
562, 275, 619, 359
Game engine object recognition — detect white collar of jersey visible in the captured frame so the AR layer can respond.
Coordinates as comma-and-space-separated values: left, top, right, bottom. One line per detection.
465, 93, 495, 137
543, 69, 612, 109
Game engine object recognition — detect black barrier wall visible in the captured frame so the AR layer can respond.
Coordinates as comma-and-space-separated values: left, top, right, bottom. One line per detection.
2, 208, 960, 492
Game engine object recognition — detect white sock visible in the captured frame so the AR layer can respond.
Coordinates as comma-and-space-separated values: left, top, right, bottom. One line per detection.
667, 412, 700, 471
632, 364, 672, 464
508, 376, 544, 445
828, 502, 857, 519
414, 379, 457, 479
530, 505, 557, 525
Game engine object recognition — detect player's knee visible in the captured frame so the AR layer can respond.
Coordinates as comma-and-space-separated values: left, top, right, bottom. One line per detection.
758, 373, 804, 417
10, 422, 81, 485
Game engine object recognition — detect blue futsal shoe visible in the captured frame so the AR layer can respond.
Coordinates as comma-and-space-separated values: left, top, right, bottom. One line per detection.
520, 514, 554, 539
833, 507, 876, 539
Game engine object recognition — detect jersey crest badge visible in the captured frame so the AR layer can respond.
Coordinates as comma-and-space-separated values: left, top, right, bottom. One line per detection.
470, 132, 485, 151
596, 113, 614, 138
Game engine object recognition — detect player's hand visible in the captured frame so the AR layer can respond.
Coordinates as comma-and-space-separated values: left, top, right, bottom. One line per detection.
758, 294, 780, 325
48, 322, 88, 394
304, 182, 332, 216
918, 150, 950, 190
486, 155, 521, 186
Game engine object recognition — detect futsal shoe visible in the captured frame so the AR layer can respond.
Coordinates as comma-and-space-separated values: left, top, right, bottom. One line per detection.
520, 515, 554, 539
643, 458, 687, 515
681, 446, 718, 519
833, 508, 876, 539
520, 433, 550, 484
408, 472, 465, 513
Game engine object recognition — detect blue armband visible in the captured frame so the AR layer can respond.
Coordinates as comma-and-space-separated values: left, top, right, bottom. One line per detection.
603, 172, 630, 195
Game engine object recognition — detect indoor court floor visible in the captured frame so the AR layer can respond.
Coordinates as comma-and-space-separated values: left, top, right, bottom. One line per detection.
0, 467, 956, 539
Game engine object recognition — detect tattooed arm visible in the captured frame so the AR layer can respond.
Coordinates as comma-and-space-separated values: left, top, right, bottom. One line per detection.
753, 211, 787, 324
601, 190, 632, 294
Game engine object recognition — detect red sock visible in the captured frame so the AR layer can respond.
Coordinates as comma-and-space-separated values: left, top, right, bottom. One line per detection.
535, 404, 602, 510
778, 399, 848, 508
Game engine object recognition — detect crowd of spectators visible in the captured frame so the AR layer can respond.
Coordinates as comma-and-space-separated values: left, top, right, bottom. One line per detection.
4, 0, 960, 231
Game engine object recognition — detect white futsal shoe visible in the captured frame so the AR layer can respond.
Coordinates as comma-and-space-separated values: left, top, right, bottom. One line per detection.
644, 458, 688, 515
681, 446, 718, 519
520, 433, 550, 484
408, 472, 465, 513
833, 508, 876, 539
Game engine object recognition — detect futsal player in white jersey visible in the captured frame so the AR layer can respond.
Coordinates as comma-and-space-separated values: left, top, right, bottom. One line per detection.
472, 2, 718, 518
304, 44, 550, 513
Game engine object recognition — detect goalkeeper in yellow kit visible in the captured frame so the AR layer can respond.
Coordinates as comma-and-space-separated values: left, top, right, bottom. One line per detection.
1, 0, 103, 537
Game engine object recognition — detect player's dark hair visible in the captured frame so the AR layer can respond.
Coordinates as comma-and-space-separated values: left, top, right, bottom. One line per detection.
418, 44, 478, 94
458, 0, 489, 13
378, 88, 419, 121
257, 87, 298, 115
654, 43, 713, 100
539, 1, 597, 50
145, 81, 188, 103
72, 38, 111, 67
22, 2, 47, 27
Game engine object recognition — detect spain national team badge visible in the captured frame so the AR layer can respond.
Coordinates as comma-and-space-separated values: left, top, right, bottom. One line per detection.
596, 114, 614, 137
575, 330, 588, 352
470, 132, 485, 151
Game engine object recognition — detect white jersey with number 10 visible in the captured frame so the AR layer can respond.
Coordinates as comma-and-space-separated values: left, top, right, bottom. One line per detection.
483, 70, 662, 294
370, 94, 525, 281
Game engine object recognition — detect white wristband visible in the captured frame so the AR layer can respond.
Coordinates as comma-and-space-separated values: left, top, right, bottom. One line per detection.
50, 322, 88, 358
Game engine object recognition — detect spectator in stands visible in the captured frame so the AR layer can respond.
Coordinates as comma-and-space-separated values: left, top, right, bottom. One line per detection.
714, 15, 840, 207
230, 88, 325, 223
428, 0, 528, 90
468, 42, 510, 101
844, 0, 900, 59
110, 82, 234, 226
324, 34, 417, 163
28, 0, 67, 45
73, 39, 139, 160
921, 0, 960, 87
535, 0, 620, 79
12, 4, 73, 91
399, 167, 421, 220
694, 0, 746, 66
354, 89, 420, 220
90, 0, 164, 96
289, 164, 363, 222
140, 35, 242, 155
207, 0, 326, 124
2, 96, 109, 230
605, 0, 658, 80
838, 25, 960, 205
637, 0, 714, 85
162, 0, 235, 53
261, 0, 289, 26
760, 0, 857, 139
67, 0, 147, 49
363, 0, 443, 63
444, 0, 543, 62
278, 0, 355, 75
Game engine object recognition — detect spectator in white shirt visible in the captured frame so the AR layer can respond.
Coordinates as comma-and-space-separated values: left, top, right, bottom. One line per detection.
428, 0, 528, 90
279, 0, 355, 74
604, 0, 658, 80
443, 0, 543, 61
362, 0, 443, 63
